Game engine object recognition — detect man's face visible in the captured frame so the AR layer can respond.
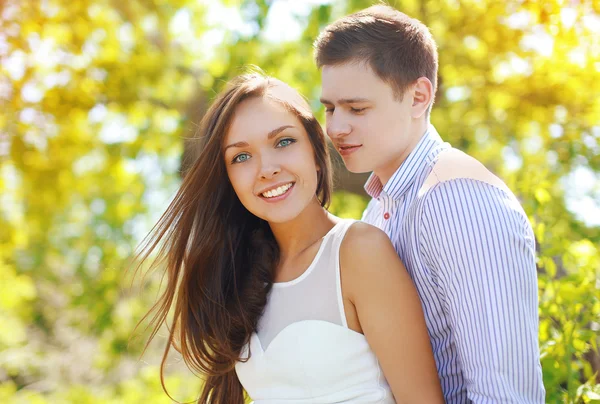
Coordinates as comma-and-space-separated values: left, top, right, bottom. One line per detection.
320, 62, 418, 185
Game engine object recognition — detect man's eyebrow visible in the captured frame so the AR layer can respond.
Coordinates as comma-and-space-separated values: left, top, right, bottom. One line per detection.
223, 125, 295, 152
319, 97, 370, 105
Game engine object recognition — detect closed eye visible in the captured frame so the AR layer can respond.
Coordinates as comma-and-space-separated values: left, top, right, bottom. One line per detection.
350, 107, 367, 114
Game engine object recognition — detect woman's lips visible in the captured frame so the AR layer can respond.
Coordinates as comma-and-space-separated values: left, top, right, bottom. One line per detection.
259, 183, 295, 203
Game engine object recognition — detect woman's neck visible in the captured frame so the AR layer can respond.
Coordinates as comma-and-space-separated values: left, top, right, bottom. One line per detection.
269, 200, 337, 262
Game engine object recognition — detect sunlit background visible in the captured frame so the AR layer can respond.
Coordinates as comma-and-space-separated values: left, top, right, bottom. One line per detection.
1, 0, 599, 402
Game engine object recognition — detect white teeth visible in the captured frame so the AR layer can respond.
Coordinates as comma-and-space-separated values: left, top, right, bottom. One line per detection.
262, 183, 293, 198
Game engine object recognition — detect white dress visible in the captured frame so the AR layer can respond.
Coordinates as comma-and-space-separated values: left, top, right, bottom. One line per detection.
235, 219, 395, 403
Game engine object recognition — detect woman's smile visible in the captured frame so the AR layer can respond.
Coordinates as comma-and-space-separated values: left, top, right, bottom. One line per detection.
259, 182, 295, 203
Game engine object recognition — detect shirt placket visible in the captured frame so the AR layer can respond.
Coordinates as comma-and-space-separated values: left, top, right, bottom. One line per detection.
380, 193, 395, 232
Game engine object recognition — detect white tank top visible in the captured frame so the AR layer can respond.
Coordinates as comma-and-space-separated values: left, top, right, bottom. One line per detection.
235, 219, 395, 403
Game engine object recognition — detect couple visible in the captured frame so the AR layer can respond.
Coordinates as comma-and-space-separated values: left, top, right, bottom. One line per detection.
138, 5, 545, 403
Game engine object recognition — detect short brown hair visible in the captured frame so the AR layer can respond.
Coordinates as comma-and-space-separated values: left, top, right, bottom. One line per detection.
314, 5, 438, 105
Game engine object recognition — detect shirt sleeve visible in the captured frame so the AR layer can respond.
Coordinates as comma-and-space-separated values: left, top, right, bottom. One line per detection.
418, 178, 545, 403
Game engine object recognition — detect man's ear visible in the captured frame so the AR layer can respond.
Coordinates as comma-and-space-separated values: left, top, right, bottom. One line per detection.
410, 77, 434, 119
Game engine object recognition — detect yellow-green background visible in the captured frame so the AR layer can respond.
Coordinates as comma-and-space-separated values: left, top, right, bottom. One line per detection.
1, 0, 599, 402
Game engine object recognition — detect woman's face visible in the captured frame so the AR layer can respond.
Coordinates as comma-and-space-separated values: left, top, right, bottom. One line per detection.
223, 92, 320, 224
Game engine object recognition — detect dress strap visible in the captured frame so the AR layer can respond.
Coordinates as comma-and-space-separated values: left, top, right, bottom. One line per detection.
331, 219, 357, 328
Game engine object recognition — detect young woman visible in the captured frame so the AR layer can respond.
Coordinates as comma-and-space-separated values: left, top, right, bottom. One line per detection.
135, 72, 443, 404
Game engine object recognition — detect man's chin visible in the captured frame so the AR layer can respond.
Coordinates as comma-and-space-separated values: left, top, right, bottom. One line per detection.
341, 160, 371, 174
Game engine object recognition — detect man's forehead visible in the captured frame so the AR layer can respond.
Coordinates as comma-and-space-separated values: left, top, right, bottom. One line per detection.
321, 67, 374, 94
320, 65, 395, 103
320, 87, 372, 105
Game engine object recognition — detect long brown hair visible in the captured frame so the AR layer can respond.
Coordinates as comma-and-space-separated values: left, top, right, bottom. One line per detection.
133, 72, 332, 403
314, 5, 438, 105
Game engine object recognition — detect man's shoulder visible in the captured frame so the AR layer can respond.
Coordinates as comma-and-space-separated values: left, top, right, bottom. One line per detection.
418, 148, 513, 198
412, 148, 530, 236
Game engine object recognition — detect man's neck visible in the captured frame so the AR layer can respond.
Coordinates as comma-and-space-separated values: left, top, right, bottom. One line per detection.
374, 120, 430, 187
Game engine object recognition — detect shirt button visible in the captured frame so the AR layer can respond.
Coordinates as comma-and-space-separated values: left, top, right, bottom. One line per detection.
383, 212, 390, 220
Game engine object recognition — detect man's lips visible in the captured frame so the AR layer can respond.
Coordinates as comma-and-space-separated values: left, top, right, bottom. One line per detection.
338, 144, 362, 150
337, 144, 362, 156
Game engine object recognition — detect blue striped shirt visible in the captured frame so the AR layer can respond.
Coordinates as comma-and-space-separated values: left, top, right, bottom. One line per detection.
362, 125, 545, 403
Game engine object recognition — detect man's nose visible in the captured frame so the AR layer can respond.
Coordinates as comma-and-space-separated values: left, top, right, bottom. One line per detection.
326, 114, 351, 139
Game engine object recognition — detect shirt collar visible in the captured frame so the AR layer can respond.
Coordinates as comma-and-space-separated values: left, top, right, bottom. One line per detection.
364, 125, 445, 200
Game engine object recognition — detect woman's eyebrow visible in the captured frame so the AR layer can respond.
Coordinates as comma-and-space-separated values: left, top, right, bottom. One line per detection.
267, 125, 294, 139
223, 141, 249, 152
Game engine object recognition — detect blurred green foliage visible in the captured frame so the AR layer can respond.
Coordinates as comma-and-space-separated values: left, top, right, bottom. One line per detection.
1, 0, 599, 402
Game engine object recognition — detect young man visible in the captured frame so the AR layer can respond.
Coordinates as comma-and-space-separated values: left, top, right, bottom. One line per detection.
315, 5, 545, 403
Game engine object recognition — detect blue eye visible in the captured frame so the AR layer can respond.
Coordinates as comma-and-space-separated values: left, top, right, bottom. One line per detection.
232, 153, 250, 164
277, 138, 296, 148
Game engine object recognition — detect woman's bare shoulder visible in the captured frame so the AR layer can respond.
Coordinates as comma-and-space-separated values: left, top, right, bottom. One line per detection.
340, 221, 400, 274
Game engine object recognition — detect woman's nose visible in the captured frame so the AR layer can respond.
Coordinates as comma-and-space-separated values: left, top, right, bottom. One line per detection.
259, 160, 281, 180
